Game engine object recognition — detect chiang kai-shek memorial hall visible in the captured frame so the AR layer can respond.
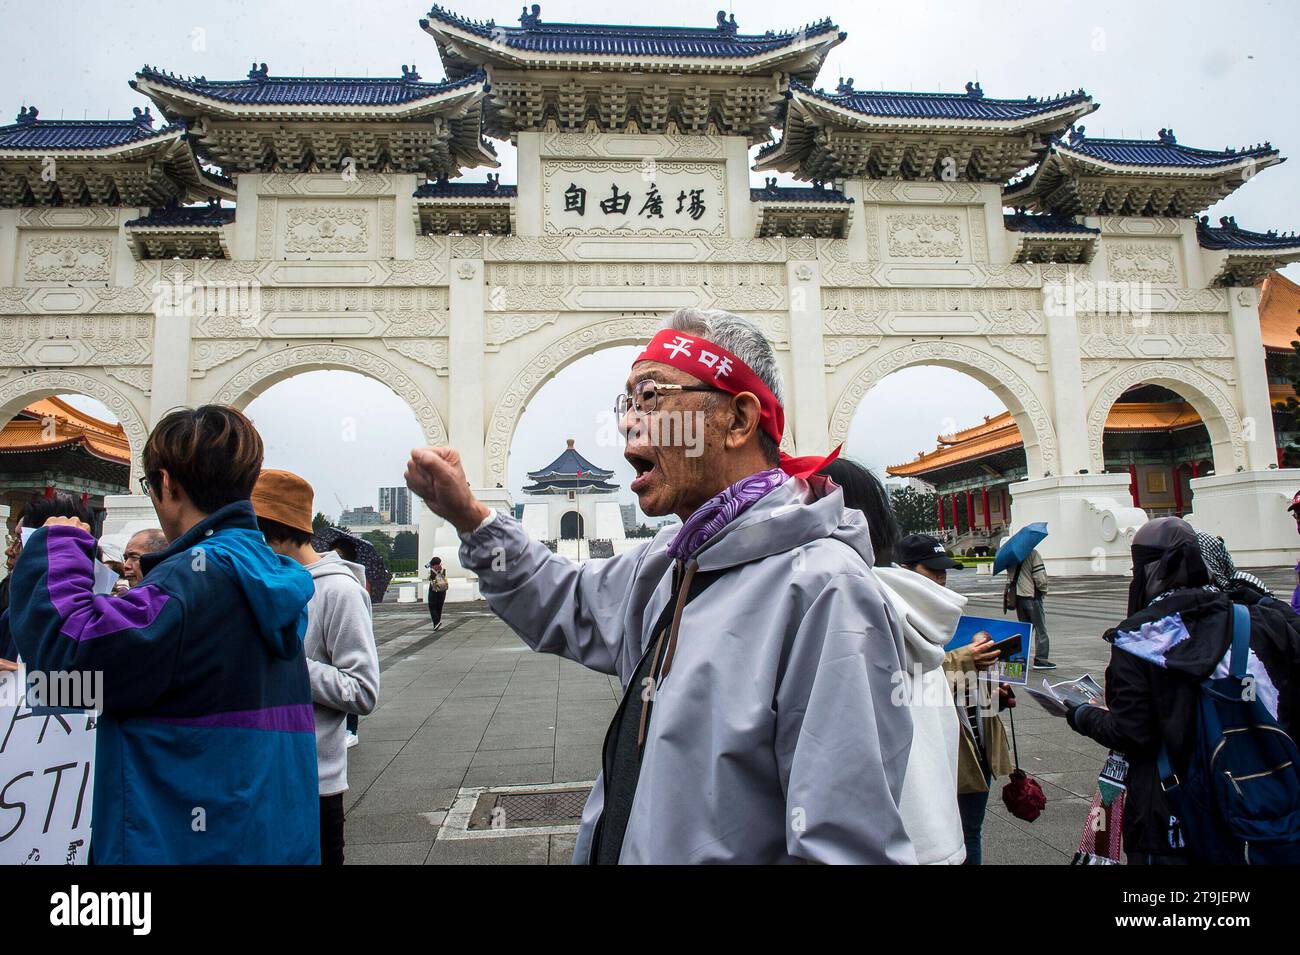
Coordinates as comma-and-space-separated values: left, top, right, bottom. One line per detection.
2, 5, 1300, 583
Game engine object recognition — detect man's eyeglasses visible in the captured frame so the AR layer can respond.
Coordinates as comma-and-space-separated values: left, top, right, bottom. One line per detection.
137, 475, 153, 497
615, 379, 724, 417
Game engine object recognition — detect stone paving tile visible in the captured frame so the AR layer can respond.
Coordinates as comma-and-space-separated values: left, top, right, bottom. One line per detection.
345, 841, 435, 865
345, 810, 444, 845
425, 835, 551, 865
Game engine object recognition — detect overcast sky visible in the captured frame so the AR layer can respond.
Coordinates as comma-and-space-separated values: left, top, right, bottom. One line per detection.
16, 1, 1299, 518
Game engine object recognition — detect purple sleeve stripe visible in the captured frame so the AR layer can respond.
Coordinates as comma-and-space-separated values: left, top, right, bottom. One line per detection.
44, 526, 171, 642
146, 703, 315, 734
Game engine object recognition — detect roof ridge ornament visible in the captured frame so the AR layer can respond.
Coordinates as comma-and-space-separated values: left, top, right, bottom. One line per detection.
16, 105, 38, 125
836, 76, 855, 95
1157, 127, 1177, 145
1067, 124, 1085, 146
716, 10, 739, 36
401, 64, 421, 81
520, 3, 541, 29
248, 62, 269, 81
132, 106, 154, 128
964, 81, 983, 99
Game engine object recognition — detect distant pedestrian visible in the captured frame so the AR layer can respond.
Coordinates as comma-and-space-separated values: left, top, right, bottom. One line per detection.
2, 405, 321, 863
1011, 547, 1054, 669
122, 527, 168, 587
253, 469, 379, 866
427, 556, 448, 630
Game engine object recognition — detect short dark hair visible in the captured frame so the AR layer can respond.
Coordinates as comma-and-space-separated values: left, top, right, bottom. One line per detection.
257, 516, 313, 548
20, 491, 97, 535
143, 405, 263, 515
819, 457, 900, 566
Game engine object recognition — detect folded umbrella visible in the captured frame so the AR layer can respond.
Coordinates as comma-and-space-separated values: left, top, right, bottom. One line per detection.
993, 521, 1049, 576
311, 526, 393, 603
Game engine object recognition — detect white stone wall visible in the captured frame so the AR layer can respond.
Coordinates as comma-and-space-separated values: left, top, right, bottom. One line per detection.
0, 132, 1286, 573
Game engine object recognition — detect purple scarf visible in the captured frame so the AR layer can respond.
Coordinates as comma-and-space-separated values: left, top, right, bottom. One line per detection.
667, 468, 788, 560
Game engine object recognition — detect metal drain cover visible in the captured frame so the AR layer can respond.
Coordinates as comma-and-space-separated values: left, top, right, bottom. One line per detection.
467, 786, 591, 830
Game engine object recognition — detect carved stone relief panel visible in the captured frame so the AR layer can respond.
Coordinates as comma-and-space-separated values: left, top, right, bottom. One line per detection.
279, 201, 376, 258
1104, 238, 1181, 284
540, 130, 727, 161
21, 231, 115, 283
883, 208, 967, 259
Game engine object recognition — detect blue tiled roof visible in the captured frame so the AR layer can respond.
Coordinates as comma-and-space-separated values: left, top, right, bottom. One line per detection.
0, 107, 178, 150
787, 78, 1092, 122
1196, 215, 1300, 251
527, 445, 615, 482
125, 202, 236, 228
423, 5, 839, 60
1060, 126, 1278, 167
132, 64, 487, 107
750, 179, 852, 203
1003, 211, 1098, 234
415, 176, 517, 198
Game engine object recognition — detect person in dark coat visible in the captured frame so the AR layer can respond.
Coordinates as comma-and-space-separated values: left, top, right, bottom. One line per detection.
1066, 517, 1300, 864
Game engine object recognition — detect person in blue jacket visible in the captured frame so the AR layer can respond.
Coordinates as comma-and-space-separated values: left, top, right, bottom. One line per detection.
2, 405, 320, 864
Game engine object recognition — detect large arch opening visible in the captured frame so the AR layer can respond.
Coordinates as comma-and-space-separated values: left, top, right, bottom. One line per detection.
1095, 383, 1220, 518
242, 368, 428, 583
843, 364, 1020, 556
1086, 364, 1242, 519
0, 381, 140, 536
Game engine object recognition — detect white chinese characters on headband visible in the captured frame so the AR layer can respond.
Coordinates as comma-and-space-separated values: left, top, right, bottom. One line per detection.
660, 335, 733, 380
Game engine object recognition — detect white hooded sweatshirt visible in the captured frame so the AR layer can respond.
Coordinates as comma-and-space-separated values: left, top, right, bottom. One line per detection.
875, 566, 967, 865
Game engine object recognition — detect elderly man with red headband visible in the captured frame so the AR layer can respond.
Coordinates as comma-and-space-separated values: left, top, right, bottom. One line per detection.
405, 307, 915, 864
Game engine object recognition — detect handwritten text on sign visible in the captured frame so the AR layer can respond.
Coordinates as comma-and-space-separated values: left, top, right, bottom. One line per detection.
0, 684, 96, 865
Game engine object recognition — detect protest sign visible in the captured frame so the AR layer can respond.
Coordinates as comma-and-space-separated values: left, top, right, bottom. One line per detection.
0, 665, 96, 865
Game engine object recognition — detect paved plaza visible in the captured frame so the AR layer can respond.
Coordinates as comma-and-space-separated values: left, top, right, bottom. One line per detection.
342, 566, 1297, 865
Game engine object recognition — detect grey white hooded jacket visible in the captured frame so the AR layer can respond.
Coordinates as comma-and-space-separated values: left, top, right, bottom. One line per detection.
875, 567, 966, 865
460, 478, 916, 864
304, 552, 381, 795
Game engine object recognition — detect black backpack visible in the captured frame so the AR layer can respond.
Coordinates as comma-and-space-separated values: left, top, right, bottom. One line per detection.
1157, 604, 1300, 864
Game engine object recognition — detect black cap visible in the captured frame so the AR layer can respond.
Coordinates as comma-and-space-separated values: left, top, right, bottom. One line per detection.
897, 534, 962, 571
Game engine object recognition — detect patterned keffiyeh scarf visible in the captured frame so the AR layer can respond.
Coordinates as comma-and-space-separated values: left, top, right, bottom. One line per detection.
666, 467, 788, 560
1073, 751, 1128, 865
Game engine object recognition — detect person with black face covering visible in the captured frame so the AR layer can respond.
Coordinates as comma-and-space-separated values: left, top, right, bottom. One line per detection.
1066, 517, 1300, 863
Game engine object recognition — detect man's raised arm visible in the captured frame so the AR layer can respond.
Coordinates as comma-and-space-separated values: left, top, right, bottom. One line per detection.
405, 446, 658, 677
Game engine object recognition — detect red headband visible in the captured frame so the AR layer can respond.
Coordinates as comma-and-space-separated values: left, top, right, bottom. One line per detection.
632, 329, 840, 479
